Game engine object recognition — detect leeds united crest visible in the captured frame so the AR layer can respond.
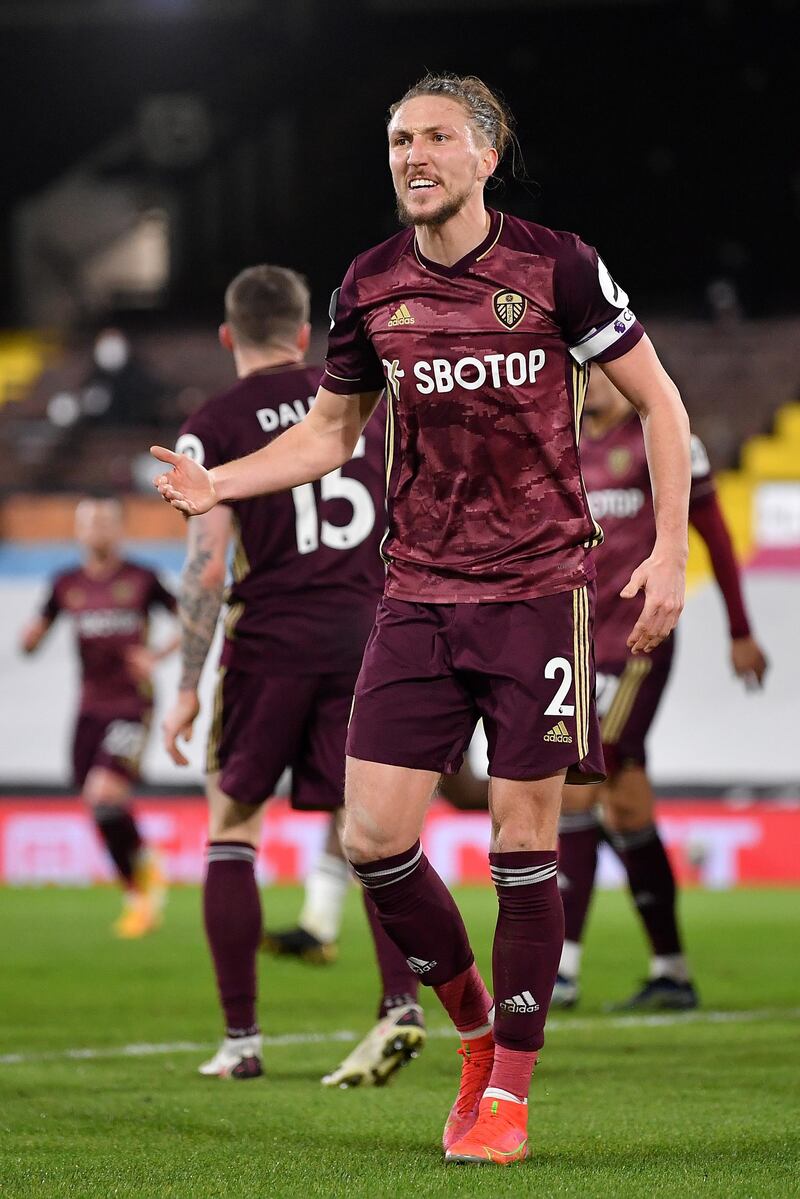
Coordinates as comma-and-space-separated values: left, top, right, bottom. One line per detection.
608, 447, 632, 477
492, 289, 527, 330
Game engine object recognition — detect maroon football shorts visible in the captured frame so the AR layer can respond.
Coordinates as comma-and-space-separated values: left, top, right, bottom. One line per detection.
72, 710, 151, 789
206, 666, 358, 810
596, 638, 675, 773
347, 587, 604, 783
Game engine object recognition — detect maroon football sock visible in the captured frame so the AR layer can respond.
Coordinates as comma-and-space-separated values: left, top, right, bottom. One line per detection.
93, 803, 142, 885
610, 824, 682, 957
350, 841, 476, 1004
203, 842, 262, 1036
362, 890, 420, 1018
490, 851, 564, 1053
487, 1045, 538, 1101
558, 810, 602, 945
434, 962, 493, 1034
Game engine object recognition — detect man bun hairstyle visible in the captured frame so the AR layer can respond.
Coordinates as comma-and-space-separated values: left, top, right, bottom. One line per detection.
225, 264, 310, 349
388, 72, 516, 164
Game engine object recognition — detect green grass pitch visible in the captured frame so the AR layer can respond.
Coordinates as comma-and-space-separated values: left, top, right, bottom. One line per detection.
1, 885, 798, 1198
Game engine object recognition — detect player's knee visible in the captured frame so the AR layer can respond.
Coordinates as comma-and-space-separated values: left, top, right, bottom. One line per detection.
83, 768, 129, 808
491, 810, 554, 853
603, 786, 652, 833
325, 809, 347, 858
207, 796, 261, 844
340, 820, 378, 865
603, 807, 638, 835
489, 777, 563, 852
341, 810, 403, 866
561, 782, 597, 816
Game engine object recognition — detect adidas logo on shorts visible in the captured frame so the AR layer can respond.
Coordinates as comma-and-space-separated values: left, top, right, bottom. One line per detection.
499, 990, 540, 1014
544, 720, 573, 744
406, 956, 437, 975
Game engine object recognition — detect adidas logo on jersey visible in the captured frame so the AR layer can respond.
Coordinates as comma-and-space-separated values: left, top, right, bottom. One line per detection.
544, 720, 573, 744
406, 956, 437, 975
499, 991, 540, 1014
388, 303, 415, 327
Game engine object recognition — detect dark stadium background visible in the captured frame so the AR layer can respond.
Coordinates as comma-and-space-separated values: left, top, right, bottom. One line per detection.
0, 0, 797, 324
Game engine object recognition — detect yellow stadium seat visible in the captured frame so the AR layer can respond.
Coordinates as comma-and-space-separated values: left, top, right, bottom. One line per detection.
0, 331, 55, 407
774, 403, 800, 445
741, 437, 800, 480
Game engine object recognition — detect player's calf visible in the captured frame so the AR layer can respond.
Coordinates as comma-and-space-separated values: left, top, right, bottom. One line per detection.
555, 806, 604, 1007
606, 820, 695, 992
204, 841, 262, 1041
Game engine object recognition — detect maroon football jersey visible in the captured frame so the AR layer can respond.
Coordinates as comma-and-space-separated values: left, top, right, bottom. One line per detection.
581, 412, 714, 662
324, 208, 644, 602
42, 561, 176, 715
177, 365, 387, 674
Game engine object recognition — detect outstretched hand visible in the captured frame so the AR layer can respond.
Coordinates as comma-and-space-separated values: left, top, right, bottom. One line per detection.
151, 446, 217, 516
622, 552, 685, 654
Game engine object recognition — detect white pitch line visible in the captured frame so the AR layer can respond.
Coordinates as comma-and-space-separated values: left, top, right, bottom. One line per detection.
0, 1007, 796, 1067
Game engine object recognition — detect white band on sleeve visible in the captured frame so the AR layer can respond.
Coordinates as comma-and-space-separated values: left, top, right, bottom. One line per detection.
690, 434, 711, 478
569, 308, 637, 365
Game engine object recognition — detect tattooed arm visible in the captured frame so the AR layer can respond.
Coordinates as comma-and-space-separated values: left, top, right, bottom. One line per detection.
163, 506, 232, 766
178, 507, 231, 688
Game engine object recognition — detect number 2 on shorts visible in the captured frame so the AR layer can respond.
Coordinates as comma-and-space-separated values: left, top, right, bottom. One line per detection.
544, 656, 575, 717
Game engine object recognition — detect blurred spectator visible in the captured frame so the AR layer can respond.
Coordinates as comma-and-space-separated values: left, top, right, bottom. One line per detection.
78, 328, 167, 427
706, 278, 743, 328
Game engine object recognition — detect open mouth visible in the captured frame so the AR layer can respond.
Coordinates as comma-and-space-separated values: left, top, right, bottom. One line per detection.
408, 177, 439, 193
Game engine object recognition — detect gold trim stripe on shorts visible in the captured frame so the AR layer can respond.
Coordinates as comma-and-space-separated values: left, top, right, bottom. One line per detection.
205, 666, 227, 774
231, 514, 251, 584
223, 600, 245, 642
601, 659, 652, 744
571, 585, 590, 760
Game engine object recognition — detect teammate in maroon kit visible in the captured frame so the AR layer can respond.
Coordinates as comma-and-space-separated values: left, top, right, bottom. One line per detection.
20, 497, 177, 937
160, 265, 424, 1084
554, 369, 768, 1011
152, 75, 692, 1164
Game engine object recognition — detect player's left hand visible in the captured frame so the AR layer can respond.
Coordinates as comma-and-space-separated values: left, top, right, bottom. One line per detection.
621, 552, 685, 654
731, 636, 769, 690
151, 446, 218, 516
163, 689, 201, 766
125, 645, 158, 683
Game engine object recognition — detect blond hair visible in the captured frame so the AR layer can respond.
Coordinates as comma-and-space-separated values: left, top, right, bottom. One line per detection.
389, 73, 516, 163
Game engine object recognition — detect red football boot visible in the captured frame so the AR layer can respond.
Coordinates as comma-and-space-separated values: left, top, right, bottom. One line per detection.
445, 1092, 528, 1165
441, 1031, 494, 1152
